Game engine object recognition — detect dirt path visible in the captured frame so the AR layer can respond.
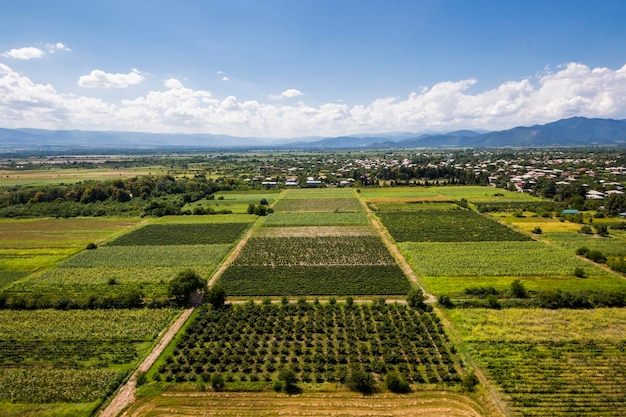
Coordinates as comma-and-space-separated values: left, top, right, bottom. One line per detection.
359, 197, 437, 303
99, 308, 194, 417
208, 191, 285, 287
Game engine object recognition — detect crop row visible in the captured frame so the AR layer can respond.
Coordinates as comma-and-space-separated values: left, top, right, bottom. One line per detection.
399, 241, 611, 278
378, 210, 532, 242
59, 244, 231, 269
232, 236, 398, 266
369, 201, 459, 212
467, 340, 626, 416
219, 265, 410, 296
0, 309, 178, 404
108, 222, 250, 246
272, 198, 363, 213
155, 302, 461, 385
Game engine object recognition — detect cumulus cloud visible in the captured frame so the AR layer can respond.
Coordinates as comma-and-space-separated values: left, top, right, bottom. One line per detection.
78, 68, 145, 88
1, 62, 626, 137
2, 46, 45, 60
270, 88, 304, 100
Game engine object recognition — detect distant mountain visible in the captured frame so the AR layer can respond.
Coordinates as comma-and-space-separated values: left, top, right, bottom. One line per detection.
0, 117, 625, 151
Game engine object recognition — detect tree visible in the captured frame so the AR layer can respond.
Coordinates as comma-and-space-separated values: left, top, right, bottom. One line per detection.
594, 224, 609, 237
462, 371, 479, 392
510, 280, 528, 298
168, 269, 206, 306
206, 284, 227, 309
346, 368, 376, 394
278, 367, 300, 394
407, 288, 427, 310
211, 373, 225, 391
385, 371, 410, 393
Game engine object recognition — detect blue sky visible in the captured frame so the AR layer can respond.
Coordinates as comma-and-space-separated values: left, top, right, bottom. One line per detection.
1, 0, 625, 139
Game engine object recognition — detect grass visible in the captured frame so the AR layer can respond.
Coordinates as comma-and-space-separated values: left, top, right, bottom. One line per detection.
107, 223, 250, 245
0, 166, 164, 187
542, 232, 626, 256
495, 213, 584, 233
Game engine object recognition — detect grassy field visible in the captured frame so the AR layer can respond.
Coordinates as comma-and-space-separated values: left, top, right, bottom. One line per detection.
273, 197, 363, 212
262, 212, 369, 226
184, 191, 280, 214
0, 218, 143, 288
0, 166, 165, 187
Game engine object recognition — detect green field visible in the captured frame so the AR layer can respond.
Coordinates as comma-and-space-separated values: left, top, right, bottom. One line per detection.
262, 212, 369, 226
272, 198, 363, 212
185, 192, 279, 214
542, 232, 626, 256
447, 308, 626, 417
0, 218, 143, 289
378, 210, 531, 242
107, 223, 250, 245
152, 302, 460, 386
0, 308, 179, 415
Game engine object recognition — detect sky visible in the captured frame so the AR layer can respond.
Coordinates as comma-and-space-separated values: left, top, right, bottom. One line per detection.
1, 0, 626, 139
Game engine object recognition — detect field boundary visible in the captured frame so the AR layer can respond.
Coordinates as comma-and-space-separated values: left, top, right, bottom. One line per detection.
98, 308, 194, 417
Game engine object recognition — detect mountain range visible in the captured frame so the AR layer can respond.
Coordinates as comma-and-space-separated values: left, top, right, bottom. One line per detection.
0, 117, 625, 151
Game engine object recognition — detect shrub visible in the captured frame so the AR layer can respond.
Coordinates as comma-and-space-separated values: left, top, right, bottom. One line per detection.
586, 250, 607, 264
385, 372, 411, 393
485, 294, 501, 309
511, 280, 528, 298
462, 371, 479, 392
211, 373, 225, 391
346, 368, 376, 394
86, 242, 98, 250
579, 224, 593, 234
531, 227, 542, 234
438, 295, 454, 308
576, 247, 590, 256
594, 224, 609, 237
574, 267, 586, 278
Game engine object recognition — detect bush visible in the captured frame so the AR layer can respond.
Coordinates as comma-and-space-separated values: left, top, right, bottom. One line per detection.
346, 368, 376, 394
438, 295, 454, 308
511, 280, 528, 298
576, 247, 590, 256
278, 367, 300, 394
462, 371, 479, 392
86, 242, 98, 250
531, 227, 542, 234
385, 372, 411, 393
574, 267, 586, 278
211, 373, 225, 391
579, 224, 593, 234
485, 294, 501, 309
586, 250, 607, 264
594, 224, 609, 237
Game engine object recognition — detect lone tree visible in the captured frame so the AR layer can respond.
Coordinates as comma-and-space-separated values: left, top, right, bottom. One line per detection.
346, 367, 376, 394
206, 284, 227, 310
510, 280, 528, 298
168, 269, 206, 307
407, 288, 427, 310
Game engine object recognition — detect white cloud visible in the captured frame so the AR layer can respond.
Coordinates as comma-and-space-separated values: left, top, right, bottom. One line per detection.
270, 88, 304, 100
1, 62, 626, 138
2, 47, 45, 60
78, 68, 145, 88
221, 77, 229, 81
47, 42, 71, 53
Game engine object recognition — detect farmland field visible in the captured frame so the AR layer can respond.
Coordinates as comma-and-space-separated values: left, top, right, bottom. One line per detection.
399, 241, 611, 277
447, 308, 626, 417
262, 212, 369, 226
219, 231, 410, 296
0, 308, 179, 416
0, 218, 142, 289
542, 232, 626, 256
272, 197, 363, 212
151, 302, 461, 386
185, 191, 279, 214
107, 222, 250, 245
125, 391, 485, 417
378, 210, 532, 242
